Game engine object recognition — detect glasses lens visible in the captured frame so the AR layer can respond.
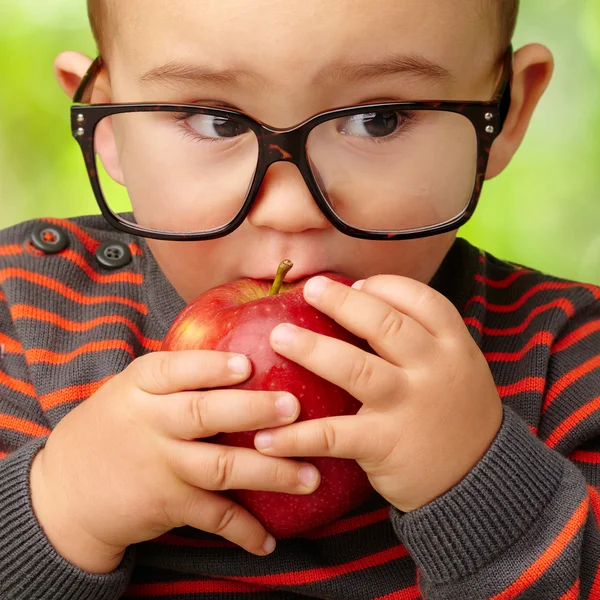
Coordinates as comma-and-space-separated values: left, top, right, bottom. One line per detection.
307, 108, 478, 232
94, 109, 259, 233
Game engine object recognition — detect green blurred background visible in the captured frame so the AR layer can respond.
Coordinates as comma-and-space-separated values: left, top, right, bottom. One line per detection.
0, 0, 598, 284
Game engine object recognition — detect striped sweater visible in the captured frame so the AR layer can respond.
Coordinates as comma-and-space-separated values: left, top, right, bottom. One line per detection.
0, 214, 599, 600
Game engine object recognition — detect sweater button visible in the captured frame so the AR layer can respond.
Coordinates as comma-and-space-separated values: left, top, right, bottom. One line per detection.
96, 240, 132, 269
30, 222, 69, 254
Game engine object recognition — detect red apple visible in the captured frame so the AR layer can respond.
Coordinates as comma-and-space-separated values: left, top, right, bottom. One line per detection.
161, 260, 375, 538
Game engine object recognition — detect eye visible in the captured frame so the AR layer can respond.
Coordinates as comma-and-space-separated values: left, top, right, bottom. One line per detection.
186, 114, 249, 139
339, 111, 405, 139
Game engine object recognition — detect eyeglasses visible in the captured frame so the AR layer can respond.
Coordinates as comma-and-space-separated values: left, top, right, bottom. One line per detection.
71, 46, 513, 242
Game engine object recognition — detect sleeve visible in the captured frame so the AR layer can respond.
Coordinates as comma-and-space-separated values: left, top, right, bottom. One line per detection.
0, 285, 135, 600
389, 296, 600, 600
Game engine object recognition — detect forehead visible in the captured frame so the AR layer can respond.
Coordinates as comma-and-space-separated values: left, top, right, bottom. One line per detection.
111, 0, 490, 79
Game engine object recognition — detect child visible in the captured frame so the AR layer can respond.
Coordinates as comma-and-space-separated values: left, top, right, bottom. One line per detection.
1, 0, 599, 598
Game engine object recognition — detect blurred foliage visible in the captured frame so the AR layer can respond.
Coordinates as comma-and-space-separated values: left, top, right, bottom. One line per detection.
0, 0, 598, 284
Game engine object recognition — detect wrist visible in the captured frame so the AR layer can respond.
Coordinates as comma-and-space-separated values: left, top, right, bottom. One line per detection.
30, 448, 126, 574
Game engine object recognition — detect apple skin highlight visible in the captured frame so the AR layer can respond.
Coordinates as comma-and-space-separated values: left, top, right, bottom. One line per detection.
162, 271, 376, 538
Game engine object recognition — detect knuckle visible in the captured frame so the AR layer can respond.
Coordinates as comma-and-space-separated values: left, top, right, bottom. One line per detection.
335, 287, 352, 312
416, 287, 439, 312
266, 459, 290, 488
213, 449, 236, 490
213, 502, 242, 535
377, 309, 403, 340
155, 352, 175, 386
320, 421, 338, 453
348, 354, 375, 390
132, 351, 172, 391
189, 393, 209, 435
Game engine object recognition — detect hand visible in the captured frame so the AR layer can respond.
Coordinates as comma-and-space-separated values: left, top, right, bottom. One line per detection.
255, 275, 504, 513
30, 350, 320, 573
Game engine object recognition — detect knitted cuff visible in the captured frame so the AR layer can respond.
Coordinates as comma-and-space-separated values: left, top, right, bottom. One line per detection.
390, 406, 565, 584
0, 438, 135, 600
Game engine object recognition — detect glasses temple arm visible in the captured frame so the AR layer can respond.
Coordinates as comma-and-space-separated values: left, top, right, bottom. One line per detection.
493, 44, 514, 126
73, 56, 104, 104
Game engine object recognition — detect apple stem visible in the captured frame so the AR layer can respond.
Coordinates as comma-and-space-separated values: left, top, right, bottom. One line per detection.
269, 260, 294, 296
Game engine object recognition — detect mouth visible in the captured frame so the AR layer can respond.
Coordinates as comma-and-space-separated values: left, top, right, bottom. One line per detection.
254, 269, 326, 284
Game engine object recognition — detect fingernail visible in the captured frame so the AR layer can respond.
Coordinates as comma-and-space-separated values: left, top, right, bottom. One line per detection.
271, 324, 297, 347
304, 277, 328, 300
255, 432, 272, 449
298, 465, 319, 487
228, 355, 250, 374
351, 279, 365, 290
263, 535, 276, 554
275, 394, 298, 418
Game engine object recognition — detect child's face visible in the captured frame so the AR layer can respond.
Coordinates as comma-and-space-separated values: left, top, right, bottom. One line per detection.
101, 0, 504, 301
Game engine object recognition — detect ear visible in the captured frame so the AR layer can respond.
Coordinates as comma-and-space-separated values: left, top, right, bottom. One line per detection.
54, 51, 112, 103
55, 51, 124, 184
485, 43, 554, 180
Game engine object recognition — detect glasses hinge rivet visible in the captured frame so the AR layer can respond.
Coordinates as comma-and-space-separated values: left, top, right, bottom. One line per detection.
76, 128, 85, 137
485, 112, 494, 121
486, 125, 495, 134
77, 114, 85, 124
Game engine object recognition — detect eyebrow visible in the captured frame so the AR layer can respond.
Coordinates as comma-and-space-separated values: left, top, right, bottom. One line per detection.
138, 52, 454, 89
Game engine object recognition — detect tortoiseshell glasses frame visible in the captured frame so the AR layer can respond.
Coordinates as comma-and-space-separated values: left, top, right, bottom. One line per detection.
71, 46, 513, 242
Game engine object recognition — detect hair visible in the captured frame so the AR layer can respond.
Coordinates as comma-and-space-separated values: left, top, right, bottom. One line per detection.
87, 0, 519, 62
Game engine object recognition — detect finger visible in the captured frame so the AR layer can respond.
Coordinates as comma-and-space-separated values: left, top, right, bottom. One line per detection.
128, 350, 251, 395
254, 415, 374, 461
352, 275, 467, 338
303, 276, 436, 366
152, 390, 300, 439
169, 440, 321, 495
177, 486, 277, 556
270, 323, 404, 405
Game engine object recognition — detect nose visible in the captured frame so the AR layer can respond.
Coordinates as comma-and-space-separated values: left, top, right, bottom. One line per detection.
246, 162, 331, 233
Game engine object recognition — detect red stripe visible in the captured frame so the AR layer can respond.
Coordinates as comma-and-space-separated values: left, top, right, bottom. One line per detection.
57, 249, 143, 284
0, 370, 37, 398
465, 284, 581, 313
465, 299, 574, 337
39, 376, 114, 411
0, 268, 148, 314
587, 485, 600, 526
1, 243, 143, 284
489, 497, 588, 599
543, 356, 600, 413
484, 331, 553, 362
42, 218, 143, 258
474, 269, 533, 288
570, 450, 600, 464
0, 451, 7, 459
497, 377, 546, 399
299, 506, 390, 539
10, 304, 161, 351
25, 340, 136, 365
153, 507, 392, 550
226, 545, 409, 586
544, 397, 600, 449
553, 320, 600, 354
557, 578, 579, 600
0, 413, 51, 437
124, 579, 273, 597
590, 562, 600, 600
0, 245, 23, 257
126, 545, 410, 596
373, 585, 421, 600
0, 332, 23, 354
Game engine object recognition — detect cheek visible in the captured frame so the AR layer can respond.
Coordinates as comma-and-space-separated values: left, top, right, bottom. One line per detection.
146, 237, 241, 302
